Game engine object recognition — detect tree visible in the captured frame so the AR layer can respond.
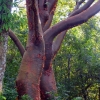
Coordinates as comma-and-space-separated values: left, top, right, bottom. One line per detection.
7, 0, 100, 99
0, 0, 12, 93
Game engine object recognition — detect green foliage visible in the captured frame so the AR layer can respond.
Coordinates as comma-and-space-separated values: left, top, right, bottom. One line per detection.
53, 17, 100, 99
51, 1, 100, 99
21, 95, 33, 100
0, 0, 12, 32
11, 8, 28, 33
3, 33, 27, 100
0, 93, 6, 100
0, 0, 27, 33
2, 1, 27, 99
72, 97, 83, 100
52, 0, 75, 25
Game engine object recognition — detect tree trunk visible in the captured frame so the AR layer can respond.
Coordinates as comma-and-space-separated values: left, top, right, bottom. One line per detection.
16, 0, 45, 99
16, 43, 44, 100
0, 32, 8, 92
40, 66, 57, 100
0, 0, 12, 93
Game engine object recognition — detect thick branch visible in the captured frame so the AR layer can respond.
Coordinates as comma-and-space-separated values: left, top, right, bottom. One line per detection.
48, 0, 58, 13
43, 6, 56, 32
52, 0, 84, 56
44, 0, 100, 41
69, 0, 94, 17
52, 0, 94, 56
74, 0, 85, 10
38, 0, 49, 27
42, 1, 58, 70
39, 0, 57, 29
52, 31, 66, 57
8, 29, 25, 57
26, 0, 43, 45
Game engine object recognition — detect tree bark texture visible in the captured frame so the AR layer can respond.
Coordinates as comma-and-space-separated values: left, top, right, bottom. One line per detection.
0, 32, 8, 92
14, 0, 100, 99
16, 0, 45, 99
0, 0, 12, 93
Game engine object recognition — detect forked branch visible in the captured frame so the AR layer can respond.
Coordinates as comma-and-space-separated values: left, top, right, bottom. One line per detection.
69, 0, 94, 17
26, 0, 43, 45
52, 0, 95, 56
74, 0, 85, 10
44, 0, 100, 42
48, 0, 58, 13
43, 3, 57, 32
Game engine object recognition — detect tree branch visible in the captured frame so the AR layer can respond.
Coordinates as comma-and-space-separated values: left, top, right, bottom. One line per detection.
52, 0, 84, 56
44, 0, 100, 42
43, 4, 56, 32
48, 0, 58, 13
74, 0, 85, 10
52, 31, 66, 57
39, 0, 57, 30
43, 11, 54, 32
26, 0, 43, 45
52, 0, 94, 57
42, 1, 58, 70
8, 29, 25, 57
38, 0, 50, 27
69, 0, 94, 17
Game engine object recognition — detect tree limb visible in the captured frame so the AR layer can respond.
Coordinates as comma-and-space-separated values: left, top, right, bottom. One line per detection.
39, 0, 57, 30
38, 0, 50, 27
69, 0, 94, 17
52, 31, 66, 57
43, 4, 56, 32
44, 0, 100, 42
74, 0, 85, 10
42, 1, 58, 70
26, 0, 43, 45
8, 29, 25, 57
52, 0, 84, 56
48, 0, 58, 13
52, 0, 94, 57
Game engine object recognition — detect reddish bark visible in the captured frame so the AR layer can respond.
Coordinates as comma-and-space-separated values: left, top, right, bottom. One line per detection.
40, 67, 57, 100
12, 0, 100, 99
16, 0, 45, 99
16, 45, 44, 99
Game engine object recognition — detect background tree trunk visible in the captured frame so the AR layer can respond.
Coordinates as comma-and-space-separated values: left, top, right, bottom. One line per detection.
0, 0, 12, 93
0, 32, 8, 92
